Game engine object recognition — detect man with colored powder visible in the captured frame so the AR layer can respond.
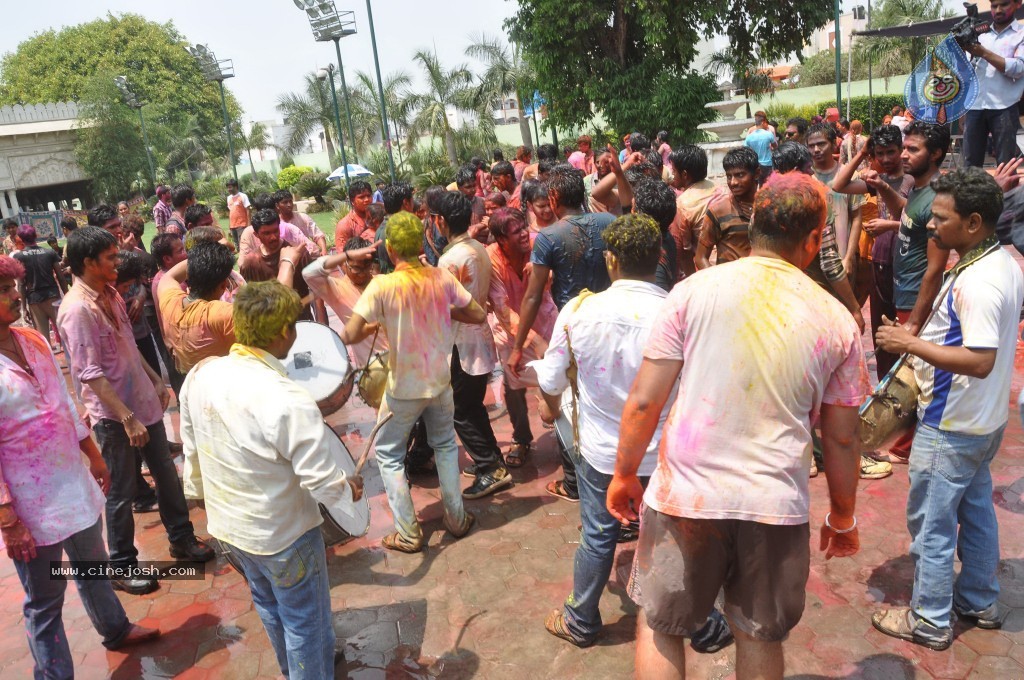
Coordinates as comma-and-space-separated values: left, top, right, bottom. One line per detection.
341, 211, 485, 553
239, 209, 318, 321
668, 145, 723, 279
608, 173, 868, 680
871, 168, 1024, 650
182, 280, 363, 678
274, 190, 326, 256
11, 223, 66, 351
373, 182, 415, 275
695, 147, 758, 270
531, 214, 732, 652
744, 113, 777, 186
335, 180, 376, 245
226, 178, 251, 248
491, 161, 522, 210
153, 185, 173, 233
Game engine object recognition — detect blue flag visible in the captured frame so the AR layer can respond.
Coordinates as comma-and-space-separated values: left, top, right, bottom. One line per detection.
905, 35, 978, 125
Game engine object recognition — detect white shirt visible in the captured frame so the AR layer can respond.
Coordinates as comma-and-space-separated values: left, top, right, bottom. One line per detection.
438, 235, 497, 376
303, 257, 389, 367
972, 20, 1024, 111
529, 280, 672, 475
181, 344, 354, 555
916, 246, 1024, 435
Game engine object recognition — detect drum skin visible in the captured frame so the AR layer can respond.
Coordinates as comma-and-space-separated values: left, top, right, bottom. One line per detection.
284, 321, 354, 416
358, 351, 389, 410
859, 362, 919, 450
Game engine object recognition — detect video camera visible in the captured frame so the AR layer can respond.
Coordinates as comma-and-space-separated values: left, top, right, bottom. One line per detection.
951, 3, 990, 50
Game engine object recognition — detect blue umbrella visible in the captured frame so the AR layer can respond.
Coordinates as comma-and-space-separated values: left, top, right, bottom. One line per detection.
327, 163, 374, 181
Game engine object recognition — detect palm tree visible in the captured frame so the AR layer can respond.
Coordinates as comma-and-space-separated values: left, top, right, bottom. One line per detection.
404, 50, 476, 167
276, 72, 340, 158
465, 34, 536, 148
854, 0, 947, 82
240, 121, 269, 177
163, 115, 209, 182
706, 49, 775, 118
353, 70, 412, 166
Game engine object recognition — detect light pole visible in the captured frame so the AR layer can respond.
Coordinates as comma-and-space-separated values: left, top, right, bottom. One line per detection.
319, 65, 351, 194
834, 0, 843, 114
364, 0, 396, 181
292, 0, 360, 164
187, 44, 239, 184
114, 76, 156, 189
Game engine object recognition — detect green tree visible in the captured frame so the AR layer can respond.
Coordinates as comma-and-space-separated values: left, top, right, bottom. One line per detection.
237, 121, 270, 178
352, 70, 413, 166
855, 0, 948, 81
791, 49, 871, 88
74, 75, 150, 201
705, 49, 776, 117
404, 51, 476, 167
465, 35, 536, 148
507, 0, 832, 139
276, 73, 341, 158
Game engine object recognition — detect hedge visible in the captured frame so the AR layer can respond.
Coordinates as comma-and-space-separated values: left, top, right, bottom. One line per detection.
765, 94, 907, 131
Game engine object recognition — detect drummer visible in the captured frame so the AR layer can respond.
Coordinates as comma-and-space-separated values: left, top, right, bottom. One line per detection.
181, 280, 364, 678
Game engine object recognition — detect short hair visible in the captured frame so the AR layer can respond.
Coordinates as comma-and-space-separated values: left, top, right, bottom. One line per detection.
66, 227, 118, 276
117, 201, 129, 210
116, 249, 144, 285
60, 216, 78, 233
547, 165, 586, 208
123, 214, 145, 238
520, 179, 548, 206
253, 192, 276, 211
786, 117, 809, 135
870, 124, 902, 149
424, 185, 447, 214
343, 236, 373, 252
87, 204, 118, 228
839, 119, 851, 129
772, 142, 813, 174
643, 149, 664, 172
271, 189, 292, 207
171, 184, 195, 209
723, 147, 759, 173
484, 191, 507, 208
156, 185, 171, 198
537, 159, 557, 176
602, 213, 662, 277
151, 233, 181, 267
492, 149, 505, 162
439, 191, 473, 236
892, 105, 903, 115
0, 254, 25, 280
2, 218, 17, 231
668, 145, 709, 183
233, 281, 302, 349
628, 132, 652, 153
904, 121, 951, 165
385, 211, 424, 258
488, 207, 528, 240
17, 224, 37, 246
349, 180, 371, 198
251, 208, 280, 231
187, 242, 236, 298
184, 203, 212, 229
807, 122, 838, 145
516, 145, 532, 161
751, 173, 826, 251
625, 163, 657, 186
656, 130, 669, 143
381, 182, 414, 215
185, 225, 224, 251
456, 165, 476, 187
366, 203, 386, 224
578, 134, 593, 146
632, 179, 677, 233
931, 167, 1003, 229
536, 143, 558, 162
226, 178, 238, 187
491, 161, 515, 179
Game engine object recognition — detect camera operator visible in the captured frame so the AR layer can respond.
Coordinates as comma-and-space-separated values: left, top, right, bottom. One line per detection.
961, 0, 1024, 167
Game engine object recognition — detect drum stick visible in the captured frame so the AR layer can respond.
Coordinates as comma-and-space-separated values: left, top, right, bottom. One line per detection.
354, 411, 394, 474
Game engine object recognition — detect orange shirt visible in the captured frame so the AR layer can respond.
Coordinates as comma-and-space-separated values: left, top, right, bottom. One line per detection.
157, 280, 236, 373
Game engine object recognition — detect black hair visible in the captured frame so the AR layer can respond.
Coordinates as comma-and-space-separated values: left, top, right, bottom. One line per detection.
807, 122, 838, 145
456, 165, 477, 187
625, 164, 656, 186
253, 192, 276, 211
643, 149, 664, 172
226, 178, 238, 187
772, 141, 813, 174
60, 216, 79, 233
2, 218, 16, 231
786, 117, 809, 136
349, 179, 371, 197
656, 130, 669, 144
381, 182, 414, 215
520, 178, 548, 205
839, 119, 851, 129
629, 132, 651, 152
722, 147, 759, 173
536, 143, 558, 162
439, 191, 473, 236
904, 120, 951, 165
184, 203, 212, 229
870, 124, 903, 150
116, 249, 145, 285
632, 179, 677, 234
602, 213, 662, 277
547, 165, 585, 208
343, 236, 373, 252
271, 189, 293, 207
931, 167, 1003, 229
251, 208, 280, 231
537, 159, 557, 176
750, 173, 826, 251
668, 145, 709, 183
187, 241, 236, 299
492, 149, 504, 162
491, 161, 515, 178
171, 183, 195, 209
87, 204, 118, 228
151, 233, 181, 268
66, 226, 117, 277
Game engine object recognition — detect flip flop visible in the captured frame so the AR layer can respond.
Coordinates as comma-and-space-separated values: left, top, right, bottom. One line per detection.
381, 531, 423, 553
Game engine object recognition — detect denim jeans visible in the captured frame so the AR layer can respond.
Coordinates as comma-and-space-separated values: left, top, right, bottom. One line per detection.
93, 419, 194, 568
14, 518, 131, 679
226, 527, 334, 679
963, 106, 1022, 168
907, 422, 1005, 630
375, 386, 467, 541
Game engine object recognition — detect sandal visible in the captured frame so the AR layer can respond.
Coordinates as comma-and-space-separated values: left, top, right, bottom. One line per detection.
506, 442, 530, 468
871, 607, 952, 651
545, 480, 579, 503
544, 610, 593, 648
381, 531, 423, 554
444, 511, 476, 539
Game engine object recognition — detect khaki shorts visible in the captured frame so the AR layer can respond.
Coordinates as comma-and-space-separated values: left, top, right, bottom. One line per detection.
628, 506, 810, 642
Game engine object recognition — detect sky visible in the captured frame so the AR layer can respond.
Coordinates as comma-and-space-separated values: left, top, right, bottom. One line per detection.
0, 0, 517, 123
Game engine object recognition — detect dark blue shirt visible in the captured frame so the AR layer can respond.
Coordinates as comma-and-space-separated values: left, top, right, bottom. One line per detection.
530, 212, 614, 308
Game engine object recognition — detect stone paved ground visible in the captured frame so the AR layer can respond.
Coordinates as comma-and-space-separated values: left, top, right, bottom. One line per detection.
5, 264, 1024, 678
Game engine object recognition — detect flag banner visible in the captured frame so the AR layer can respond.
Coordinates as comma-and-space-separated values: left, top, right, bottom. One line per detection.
905, 35, 978, 125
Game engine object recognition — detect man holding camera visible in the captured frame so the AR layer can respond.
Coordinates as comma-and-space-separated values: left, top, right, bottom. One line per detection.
960, 0, 1024, 167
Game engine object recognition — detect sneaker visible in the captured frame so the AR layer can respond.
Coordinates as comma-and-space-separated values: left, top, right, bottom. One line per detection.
169, 536, 216, 562
461, 464, 480, 479
462, 467, 513, 499
954, 602, 1001, 630
691, 609, 734, 653
872, 607, 952, 651
809, 460, 819, 478
860, 455, 893, 480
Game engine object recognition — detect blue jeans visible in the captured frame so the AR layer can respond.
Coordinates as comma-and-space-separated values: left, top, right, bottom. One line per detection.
227, 527, 334, 679
14, 518, 131, 679
93, 419, 194, 568
907, 422, 1005, 630
375, 386, 467, 541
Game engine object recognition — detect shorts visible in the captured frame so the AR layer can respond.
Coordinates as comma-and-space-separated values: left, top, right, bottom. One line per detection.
628, 506, 809, 642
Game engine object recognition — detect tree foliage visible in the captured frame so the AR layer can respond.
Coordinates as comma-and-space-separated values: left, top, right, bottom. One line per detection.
854, 0, 949, 82
507, 0, 832, 139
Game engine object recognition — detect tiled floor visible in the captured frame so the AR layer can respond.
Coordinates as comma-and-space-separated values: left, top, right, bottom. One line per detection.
5, 295, 1024, 678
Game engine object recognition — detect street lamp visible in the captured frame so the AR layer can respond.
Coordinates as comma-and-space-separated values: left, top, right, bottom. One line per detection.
186, 44, 239, 184
114, 76, 156, 188
363, 0, 396, 182
318, 65, 352, 194
292, 0, 360, 167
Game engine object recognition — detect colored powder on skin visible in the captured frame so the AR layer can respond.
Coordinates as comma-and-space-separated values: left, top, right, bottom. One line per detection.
233, 282, 302, 347
386, 211, 425, 259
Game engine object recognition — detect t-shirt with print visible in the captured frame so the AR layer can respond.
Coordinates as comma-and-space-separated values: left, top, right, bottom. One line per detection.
813, 165, 864, 259
227, 192, 251, 229
352, 264, 472, 400
699, 193, 752, 265
12, 246, 60, 304
531, 212, 614, 309
642, 256, 869, 525
915, 246, 1024, 435
893, 183, 936, 310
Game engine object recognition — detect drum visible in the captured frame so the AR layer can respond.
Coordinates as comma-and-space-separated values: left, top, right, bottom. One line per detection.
284, 321, 354, 416
357, 351, 389, 410
859, 360, 919, 450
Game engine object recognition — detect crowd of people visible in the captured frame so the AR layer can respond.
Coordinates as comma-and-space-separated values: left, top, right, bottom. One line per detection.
2, 103, 1024, 678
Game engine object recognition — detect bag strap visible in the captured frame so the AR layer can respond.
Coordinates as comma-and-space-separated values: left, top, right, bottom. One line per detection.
563, 289, 594, 454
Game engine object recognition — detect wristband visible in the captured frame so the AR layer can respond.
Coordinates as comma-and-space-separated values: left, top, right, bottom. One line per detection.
120, 412, 136, 427
280, 258, 295, 268
825, 512, 857, 534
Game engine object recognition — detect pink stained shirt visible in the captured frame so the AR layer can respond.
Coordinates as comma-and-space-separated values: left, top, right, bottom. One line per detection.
57, 279, 164, 427
438, 235, 497, 377
0, 328, 105, 548
238, 223, 319, 259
